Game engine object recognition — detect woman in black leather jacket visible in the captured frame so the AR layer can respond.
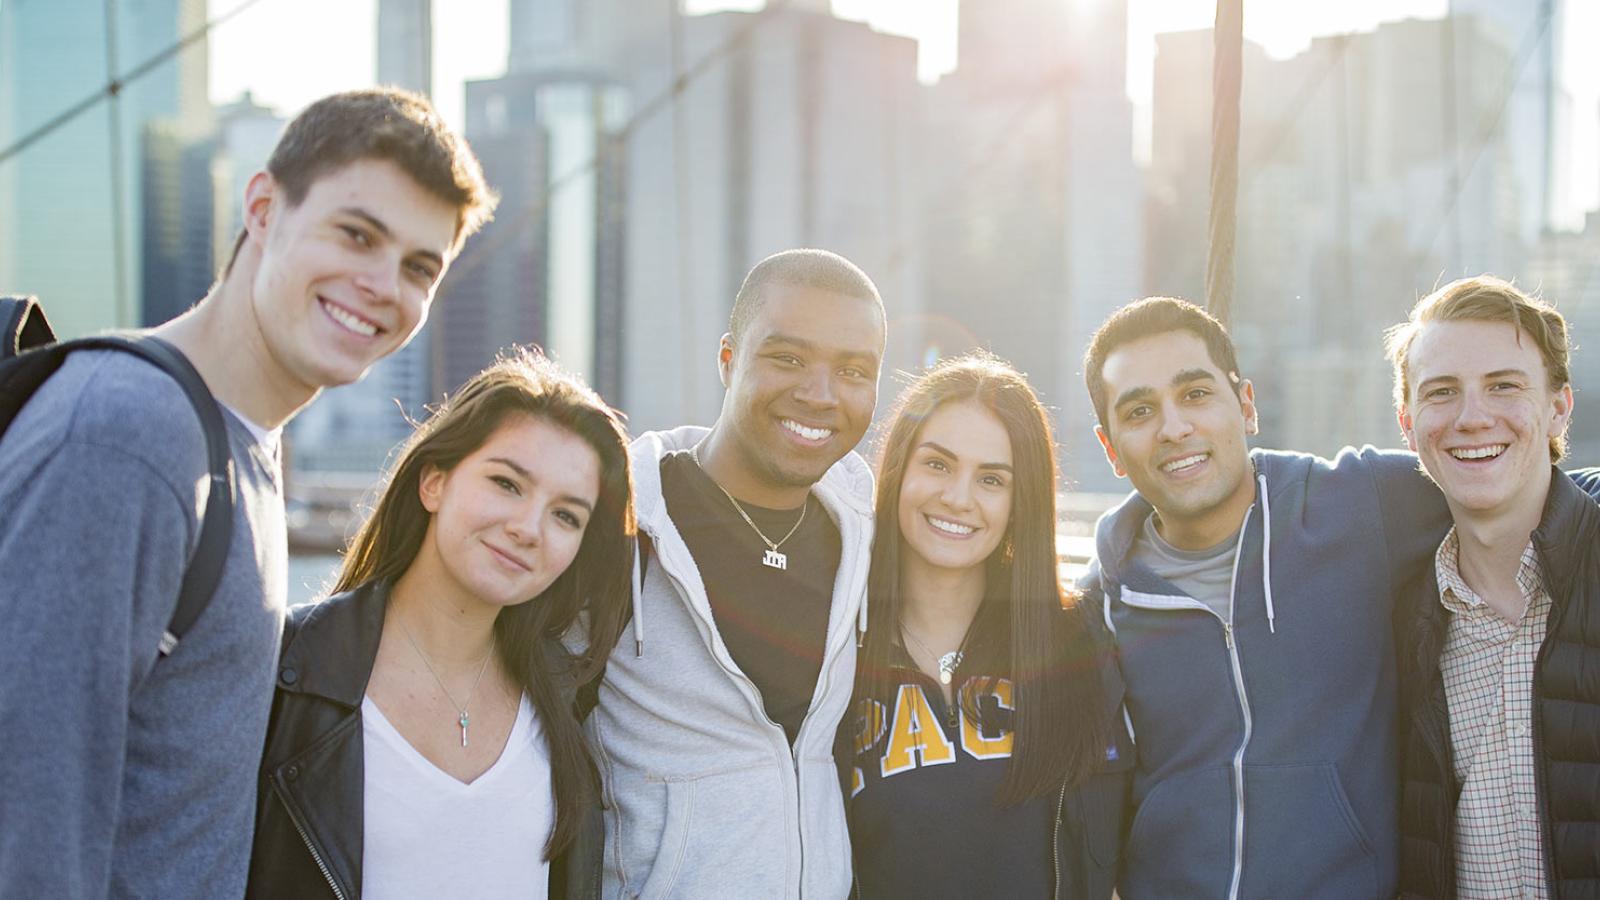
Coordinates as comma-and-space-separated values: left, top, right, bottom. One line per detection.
247, 348, 633, 899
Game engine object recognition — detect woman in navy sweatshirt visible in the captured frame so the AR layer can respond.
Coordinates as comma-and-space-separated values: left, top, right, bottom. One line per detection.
846, 352, 1131, 899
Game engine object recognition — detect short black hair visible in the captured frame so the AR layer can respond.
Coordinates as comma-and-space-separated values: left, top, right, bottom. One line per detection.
728, 248, 884, 343
1082, 296, 1242, 430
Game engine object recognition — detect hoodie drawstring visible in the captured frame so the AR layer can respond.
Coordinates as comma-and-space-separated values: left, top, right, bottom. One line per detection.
1258, 472, 1275, 635
631, 538, 646, 657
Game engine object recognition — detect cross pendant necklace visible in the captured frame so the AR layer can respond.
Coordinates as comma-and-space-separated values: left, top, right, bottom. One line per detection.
398, 618, 493, 749
691, 442, 809, 571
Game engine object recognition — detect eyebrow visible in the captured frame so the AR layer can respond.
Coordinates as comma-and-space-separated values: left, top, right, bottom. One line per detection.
1112, 369, 1218, 412
761, 333, 881, 364
918, 441, 1013, 472
487, 457, 595, 511
340, 206, 446, 270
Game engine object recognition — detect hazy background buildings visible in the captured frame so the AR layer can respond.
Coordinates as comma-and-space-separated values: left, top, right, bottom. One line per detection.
4, 0, 1599, 510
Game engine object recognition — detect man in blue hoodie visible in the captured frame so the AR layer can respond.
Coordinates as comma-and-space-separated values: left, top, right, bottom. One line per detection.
1079, 297, 1452, 898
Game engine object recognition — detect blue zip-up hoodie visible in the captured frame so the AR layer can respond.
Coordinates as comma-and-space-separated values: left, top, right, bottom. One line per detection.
1081, 447, 1450, 900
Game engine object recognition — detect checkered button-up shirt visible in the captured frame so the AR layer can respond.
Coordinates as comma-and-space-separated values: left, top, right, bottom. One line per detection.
1436, 529, 1552, 900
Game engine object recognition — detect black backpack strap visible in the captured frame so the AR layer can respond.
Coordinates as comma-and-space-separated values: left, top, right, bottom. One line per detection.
24, 334, 235, 658
132, 338, 236, 657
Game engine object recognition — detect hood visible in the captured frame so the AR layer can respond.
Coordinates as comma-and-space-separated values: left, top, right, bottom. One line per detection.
1091, 449, 1279, 637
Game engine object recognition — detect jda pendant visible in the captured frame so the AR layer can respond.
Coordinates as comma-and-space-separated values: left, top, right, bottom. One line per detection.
762, 549, 788, 570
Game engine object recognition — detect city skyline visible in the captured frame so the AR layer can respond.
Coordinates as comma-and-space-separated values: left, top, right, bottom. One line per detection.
199, 0, 1600, 223
7, 0, 1600, 483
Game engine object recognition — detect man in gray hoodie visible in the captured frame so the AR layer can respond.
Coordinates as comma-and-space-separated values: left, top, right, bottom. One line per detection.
584, 248, 885, 899
0, 89, 494, 898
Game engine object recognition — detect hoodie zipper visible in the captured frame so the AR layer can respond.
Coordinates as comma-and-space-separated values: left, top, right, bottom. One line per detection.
1118, 503, 1256, 900
274, 780, 347, 900
1052, 781, 1068, 899
655, 558, 817, 897
636, 448, 871, 899
1220, 504, 1255, 900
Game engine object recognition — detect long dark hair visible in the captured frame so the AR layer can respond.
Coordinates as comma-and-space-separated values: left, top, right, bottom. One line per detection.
856, 351, 1107, 805
334, 346, 634, 858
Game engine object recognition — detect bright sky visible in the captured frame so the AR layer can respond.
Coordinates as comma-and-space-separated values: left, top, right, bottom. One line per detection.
208, 0, 1599, 220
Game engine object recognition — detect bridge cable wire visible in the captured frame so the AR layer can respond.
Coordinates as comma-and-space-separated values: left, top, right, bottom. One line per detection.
1205, 0, 1243, 327
0, 0, 273, 167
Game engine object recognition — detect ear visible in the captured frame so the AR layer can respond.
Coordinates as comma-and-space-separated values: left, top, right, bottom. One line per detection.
241, 170, 278, 245
1237, 379, 1259, 436
418, 463, 446, 514
1095, 424, 1127, 478
1397, 404, 1418, 452
717, 333, 736, 389
1552, 382, 1575, 439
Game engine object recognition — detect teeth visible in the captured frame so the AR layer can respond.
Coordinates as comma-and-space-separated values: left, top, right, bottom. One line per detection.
782, 419, 833, 442
1162, 453, 1207, 473
323, 300, 377, 336
1450, 444, 1507, 461
927, 516, 975, 536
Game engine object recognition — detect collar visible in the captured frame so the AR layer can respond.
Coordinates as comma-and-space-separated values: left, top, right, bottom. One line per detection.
1530, 466, 1600, 602
277, 580, 390, 708
1095, 452, 1265, 586
1433, 527, 1542, 614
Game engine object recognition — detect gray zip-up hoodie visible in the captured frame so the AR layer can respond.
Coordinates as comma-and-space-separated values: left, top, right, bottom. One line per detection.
586, 426, 875, 900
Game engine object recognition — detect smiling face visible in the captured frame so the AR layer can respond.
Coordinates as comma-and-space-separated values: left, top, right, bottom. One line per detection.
1400, 318, 1571, 527
418, 414, 602, 611
246, 157, 459, 395
717, 282, 885, 494
897, 401, 1015, 574
1095, 329, 1259, 549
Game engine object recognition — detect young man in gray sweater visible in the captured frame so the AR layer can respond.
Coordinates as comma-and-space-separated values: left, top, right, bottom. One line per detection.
0, 89, 495, 898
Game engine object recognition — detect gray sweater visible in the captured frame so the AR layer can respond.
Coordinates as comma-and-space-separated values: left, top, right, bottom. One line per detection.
0, 350, 287, 898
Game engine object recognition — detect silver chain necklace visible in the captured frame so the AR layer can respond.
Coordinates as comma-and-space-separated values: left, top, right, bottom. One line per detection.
398, 619, 494, 749
900, 623, 965, 685
690, 442, 808, 571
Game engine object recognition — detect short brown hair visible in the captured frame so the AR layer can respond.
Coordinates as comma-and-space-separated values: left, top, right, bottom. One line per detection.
225, 88, 496, 273
1083, 297, 1243, 431
1384, 275, 1572, 461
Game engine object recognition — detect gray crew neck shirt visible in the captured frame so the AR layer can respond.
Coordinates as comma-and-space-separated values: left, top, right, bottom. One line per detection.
0, 349, 287, 899
1129, 512, 1241, 621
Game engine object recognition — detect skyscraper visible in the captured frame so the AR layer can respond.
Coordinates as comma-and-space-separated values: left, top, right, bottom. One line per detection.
920, 0, 1143, 491
432, 68, 630, 401
0, 0, 208, 338
1147, 17, 1523, 456
600, 3, 926, 431
1450, 0, 1565, 233
378, 0, 432, 96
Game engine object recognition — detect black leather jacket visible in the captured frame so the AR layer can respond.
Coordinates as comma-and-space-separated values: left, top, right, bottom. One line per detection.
244, 581, 601, 899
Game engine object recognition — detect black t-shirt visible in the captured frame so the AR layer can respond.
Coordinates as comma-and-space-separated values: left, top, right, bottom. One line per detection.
848, 661, 1055, 900
660, 451, 842, 744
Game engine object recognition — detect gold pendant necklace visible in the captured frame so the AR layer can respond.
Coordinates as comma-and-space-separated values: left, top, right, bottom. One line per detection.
690, 442, 808, 571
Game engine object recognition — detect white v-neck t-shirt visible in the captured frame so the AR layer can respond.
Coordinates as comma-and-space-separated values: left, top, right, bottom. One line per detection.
361, 694, 552, 899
